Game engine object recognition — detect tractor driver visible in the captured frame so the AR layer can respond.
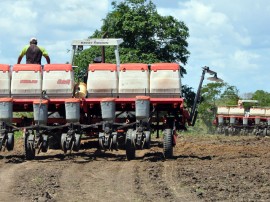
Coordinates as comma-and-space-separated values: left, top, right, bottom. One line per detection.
17, 37, 50, 64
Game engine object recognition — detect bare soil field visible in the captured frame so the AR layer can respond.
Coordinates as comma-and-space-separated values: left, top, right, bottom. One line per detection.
0, 134, 270, 202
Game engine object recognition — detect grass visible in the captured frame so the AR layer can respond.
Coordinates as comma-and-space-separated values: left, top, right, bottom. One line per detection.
14, 130, 23, 140
13, 112, 33, 118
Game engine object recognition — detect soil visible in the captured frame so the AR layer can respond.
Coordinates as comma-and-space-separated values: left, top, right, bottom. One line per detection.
0, 134, 270, 202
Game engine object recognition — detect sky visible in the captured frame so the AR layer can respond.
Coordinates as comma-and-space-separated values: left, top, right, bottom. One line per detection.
0, 0, 269, 96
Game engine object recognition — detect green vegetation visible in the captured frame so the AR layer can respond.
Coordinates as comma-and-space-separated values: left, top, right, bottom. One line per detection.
195, 82, 239, 133
74, 0, 189, 81
14, 130, 23, 140
251, 90, 270, 107
13, 112, 33, 118
13, 113, 32, 139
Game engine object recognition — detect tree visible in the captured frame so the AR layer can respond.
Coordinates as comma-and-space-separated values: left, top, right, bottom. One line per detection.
182, 85, 196, 108
197, 82, 239, 133
251, 90, 270, 107
74, 0, 190, 80
220, 85, 239, 106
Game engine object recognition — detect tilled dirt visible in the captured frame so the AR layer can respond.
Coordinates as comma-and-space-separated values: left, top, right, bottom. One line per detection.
0, 134, 270, 202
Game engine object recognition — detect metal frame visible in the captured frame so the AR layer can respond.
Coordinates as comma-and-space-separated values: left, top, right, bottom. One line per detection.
70, 38, 123, 68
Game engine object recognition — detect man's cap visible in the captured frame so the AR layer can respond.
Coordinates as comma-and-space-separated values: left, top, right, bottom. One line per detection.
30, 37, 38, 43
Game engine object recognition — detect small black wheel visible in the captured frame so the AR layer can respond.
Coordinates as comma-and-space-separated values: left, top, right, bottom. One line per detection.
41, 135, 49, 153
163, 129, 173, 159
252, 129, 256, 136
126, 129, 136, 160
228, 127, 232, 135
61, 133, 68, 153
98, 132, 105, 149
73, 134, 81, 152
224, 128, 229, 136
263, 128, 268, 136
216, 127, 222, 134
0, 134, 3, 151
112, 132, 118, 150
144, 131, 151, 149
240, 129, 244, 136
6, 133, 14, 151
24, 133, 35, 160
231, 128, 237, 135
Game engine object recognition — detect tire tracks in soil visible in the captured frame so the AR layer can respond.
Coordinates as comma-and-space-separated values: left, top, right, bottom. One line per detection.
133, 160, 198, 202
0, 163, 22, 202
10, 160, 63, 202
58, 160, 141, 202
162, 160, 199, 201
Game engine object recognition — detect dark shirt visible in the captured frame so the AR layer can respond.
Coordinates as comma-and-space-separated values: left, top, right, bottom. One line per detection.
26, 44, 43, 64
19, 44, 49, 64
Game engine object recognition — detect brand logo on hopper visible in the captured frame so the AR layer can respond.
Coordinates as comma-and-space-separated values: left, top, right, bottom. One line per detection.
20, 80, 38, 83
57, 79, 71, 85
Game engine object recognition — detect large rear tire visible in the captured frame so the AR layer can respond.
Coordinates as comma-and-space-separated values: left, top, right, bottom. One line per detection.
163, 129, 173, 159
126, 129, 136, 160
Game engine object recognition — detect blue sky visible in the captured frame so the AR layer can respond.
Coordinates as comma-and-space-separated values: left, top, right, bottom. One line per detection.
0, 0, 269, 95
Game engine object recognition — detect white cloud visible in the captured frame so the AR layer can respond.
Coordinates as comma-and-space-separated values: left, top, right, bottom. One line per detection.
0, 0, 110, 65
38, 0, 109, 29
156, 0, 270, 93
232, 50, 260, 70
178, 0, 228, 27
0, 1, 38, 37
